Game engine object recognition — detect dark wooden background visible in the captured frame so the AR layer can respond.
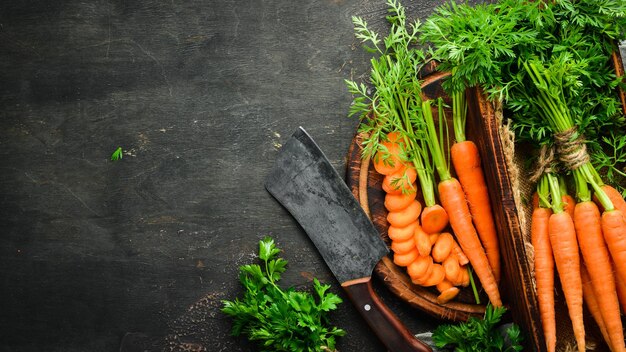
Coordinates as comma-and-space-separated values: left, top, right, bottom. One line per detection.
0, 1, 481, 351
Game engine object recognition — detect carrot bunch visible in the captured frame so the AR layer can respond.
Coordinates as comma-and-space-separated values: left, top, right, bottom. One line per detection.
524, 61, 626, 352
374, 131, 470, 305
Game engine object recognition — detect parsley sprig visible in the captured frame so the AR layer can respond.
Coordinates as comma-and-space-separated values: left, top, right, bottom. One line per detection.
222, 237, 345, 352
432, 304, 523, 352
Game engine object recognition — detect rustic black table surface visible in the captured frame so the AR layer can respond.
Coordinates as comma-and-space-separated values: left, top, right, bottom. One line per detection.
1, 1, 480, 351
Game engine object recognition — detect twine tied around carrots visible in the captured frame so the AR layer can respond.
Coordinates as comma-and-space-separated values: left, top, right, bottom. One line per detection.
554, 126, 590, 171
530, 126, 589, 182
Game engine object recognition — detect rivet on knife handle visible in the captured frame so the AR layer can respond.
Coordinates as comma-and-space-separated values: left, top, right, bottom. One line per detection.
265, 127, 432, 352
342, 277, 431, 352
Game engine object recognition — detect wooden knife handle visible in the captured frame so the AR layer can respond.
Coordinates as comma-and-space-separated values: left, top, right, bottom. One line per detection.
342, 277, 432, 352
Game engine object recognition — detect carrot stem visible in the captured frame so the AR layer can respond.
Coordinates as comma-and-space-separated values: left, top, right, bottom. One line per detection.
452, 90, 467, 143
423, 99, 451, 181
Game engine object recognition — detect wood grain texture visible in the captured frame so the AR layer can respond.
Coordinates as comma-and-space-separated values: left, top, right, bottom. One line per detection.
0, 1, 444, 351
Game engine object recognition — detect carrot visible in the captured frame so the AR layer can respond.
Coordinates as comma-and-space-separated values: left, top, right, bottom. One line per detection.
420, 263, 445, 287
393, 248, 419, 267
449, 89, 500, 283
451, 241, 469, 266
387, 200, 422, 228
420, 204, 449, 234
442, 255, 460, 283
407, 255, 433, 283
439, 178, 502, 306
385, 191, 417, 212
382, 166, 417, 195
601, 209, 626, 293
413, 225, 432, 257
387, 222, 417, 242
431, 232, 454, 263
451, 140, 501, 283
429, 233, 439, 245
390, 237, 417, 254
594, 184, 626, 214
574, 201, 625, 352
548, 210, 585, 352
562, 194, 576, 219
615, 268, 626, 314
373, 134, 404, 176
424, 98, 501, 306
580, 265, 611, 351
436, 282, 460, 304
459, 266, 470, 287
531, 204, 555, 352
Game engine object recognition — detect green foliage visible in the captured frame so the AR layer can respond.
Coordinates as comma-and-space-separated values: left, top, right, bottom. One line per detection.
432, 304, 523, 352
110, 146, 123, 161
421, 0, 626, 190
345, 0, 440, 206
221, 237, 345, 352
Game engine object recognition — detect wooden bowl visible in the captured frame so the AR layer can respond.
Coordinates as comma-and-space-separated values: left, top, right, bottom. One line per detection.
346, 52, 626, 351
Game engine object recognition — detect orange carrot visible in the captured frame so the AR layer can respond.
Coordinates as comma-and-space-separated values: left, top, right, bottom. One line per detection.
562, 194, 576, 219
451, 139, 500, 283
580, 265, 612, 351
382, 167, 417, 195
413, 225, 432, 257
451, 241, 469, 266
423, 98, 500, 306
373, 134, 404, 176
387, 222, 417, 242
432, 232, 454, 263
385, 191, 417, 212
602, 209, 626, 294
420, 263, 445, 287
548, 210, 585, 352
387, 200, 422, 228
594, 184, 626, 214
393, 248, 419, 267
531, 205, 555, 352
420, 204, 449, 234
574, 201, 625, 352
436, 280, 460, 304
429, 233, 439, 245
407, 255, 433, 283
615, 266, 626, 314
390, 237, 417, 254
442, 255, 460, 283
439, 178, 502, 306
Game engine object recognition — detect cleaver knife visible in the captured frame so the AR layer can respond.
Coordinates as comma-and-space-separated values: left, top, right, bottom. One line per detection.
265, 127, 431, 352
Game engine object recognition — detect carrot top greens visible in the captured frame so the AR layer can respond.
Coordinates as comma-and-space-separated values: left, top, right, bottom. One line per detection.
421, 0, 626, 195
345, 0, 438, 207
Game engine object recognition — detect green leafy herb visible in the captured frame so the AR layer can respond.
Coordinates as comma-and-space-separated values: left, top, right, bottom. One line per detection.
221, 237, 345, 352
432, 304, 523, 352
110, 146, 123, 161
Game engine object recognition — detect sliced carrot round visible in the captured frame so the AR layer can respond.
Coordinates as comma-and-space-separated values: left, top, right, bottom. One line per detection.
413, 224, 432, 257
387, 200, 422, 228
437, 287, 460, 304
382, 167, 417, 194
407, 255, 433, 281
443, 255, 461, 283
420, 263, 445, 287
385, 191, 417, 212
432, 232, 454, 263
393, 249, 419, 267
387, 222, 418, 242
390, 237, 417, 254
421, 204, 449, 234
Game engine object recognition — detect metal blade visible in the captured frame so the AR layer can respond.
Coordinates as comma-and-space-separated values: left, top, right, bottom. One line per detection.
265, 127, 388, 284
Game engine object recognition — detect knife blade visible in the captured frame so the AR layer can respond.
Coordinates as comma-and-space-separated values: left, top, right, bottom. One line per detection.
265, 127, 431, 352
